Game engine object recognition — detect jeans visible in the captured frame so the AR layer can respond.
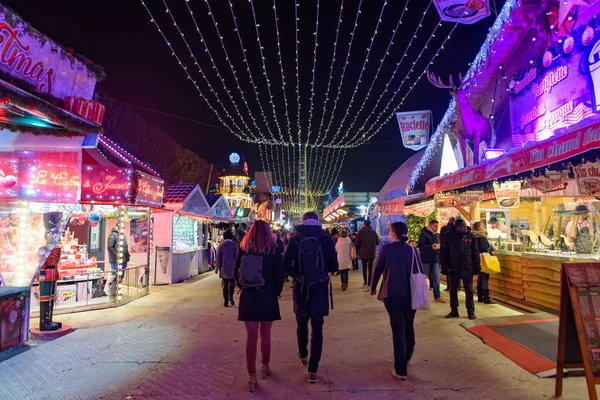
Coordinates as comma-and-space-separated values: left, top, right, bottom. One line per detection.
244, 321, 273, 373
222, 278, 235, 304
477, 272, 490, 291
340, 269, 349, 285
384, 296, 416, 376
361, 259, 374, 286
296, 315, 324, 373
449, 275, 474, 313
422, 263, 440, 299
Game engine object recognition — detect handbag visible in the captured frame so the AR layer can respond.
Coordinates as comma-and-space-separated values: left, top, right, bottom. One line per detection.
481, 252, 501, 274
410, 247, 431, 310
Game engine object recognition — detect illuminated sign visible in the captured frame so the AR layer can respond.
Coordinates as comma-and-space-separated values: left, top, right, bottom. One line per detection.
0, 6, 97, 100
229, 153, 240, 164
133, 171, 164, 207
81, 165, 132, 203
0, 151, 79, 202
510, 24, 600, 147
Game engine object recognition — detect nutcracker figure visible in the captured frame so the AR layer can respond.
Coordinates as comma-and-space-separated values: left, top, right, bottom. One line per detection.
37, 238, 62, 331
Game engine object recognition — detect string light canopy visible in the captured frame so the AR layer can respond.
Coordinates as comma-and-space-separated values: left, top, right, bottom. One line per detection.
140, 0, 470, 212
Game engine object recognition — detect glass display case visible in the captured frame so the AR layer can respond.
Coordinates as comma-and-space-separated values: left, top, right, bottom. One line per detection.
172, 215, 202, 253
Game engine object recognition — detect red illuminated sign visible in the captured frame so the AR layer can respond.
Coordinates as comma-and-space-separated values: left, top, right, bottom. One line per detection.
133, 171, 164, 207
81, 165, 132, 203
0, 151, 79, 202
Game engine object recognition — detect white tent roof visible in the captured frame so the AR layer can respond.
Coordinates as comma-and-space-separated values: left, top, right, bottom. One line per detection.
379, 150, 425, 201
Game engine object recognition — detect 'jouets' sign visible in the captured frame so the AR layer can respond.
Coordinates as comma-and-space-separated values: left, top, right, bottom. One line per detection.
81, 165, 132, 203
0, 7, 97, 100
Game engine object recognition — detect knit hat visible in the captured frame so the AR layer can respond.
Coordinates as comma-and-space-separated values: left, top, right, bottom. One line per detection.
303, 212, 319, 221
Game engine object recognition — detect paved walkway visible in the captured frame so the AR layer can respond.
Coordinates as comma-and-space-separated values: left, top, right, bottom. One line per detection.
0, 269, 589, 399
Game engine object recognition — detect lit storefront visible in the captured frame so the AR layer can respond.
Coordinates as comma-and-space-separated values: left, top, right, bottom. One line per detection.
153, 184, 212, 284
412, 0, 600, 312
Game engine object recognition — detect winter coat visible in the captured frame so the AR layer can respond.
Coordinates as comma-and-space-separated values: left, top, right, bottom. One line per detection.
371, 241, 418, 301
107, 227, 130, 265
234, 248, 285, 322
216, 239, 238, 279
417, 227, 440, 264
356, 225, 380, 260
473, 232, 492, 255
335, 236, 354, 270
440, 227, 480, 279
283, 219, 339, 318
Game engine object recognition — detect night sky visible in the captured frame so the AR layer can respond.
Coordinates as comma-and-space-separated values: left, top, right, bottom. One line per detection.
10, 0, 505, 193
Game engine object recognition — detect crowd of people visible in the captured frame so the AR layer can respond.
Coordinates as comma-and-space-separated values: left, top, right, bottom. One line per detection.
212, 213, 496, 392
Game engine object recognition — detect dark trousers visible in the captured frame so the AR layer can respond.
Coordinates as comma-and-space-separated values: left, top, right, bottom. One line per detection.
477, 272, 490, 291
361, 258, 374, 286
384, 296, 416, 376
296, 315, 324, 373
448, 275, 474, 313
352, 258, 359, 270
340, 269, 349, 285
222, 278, 235, 304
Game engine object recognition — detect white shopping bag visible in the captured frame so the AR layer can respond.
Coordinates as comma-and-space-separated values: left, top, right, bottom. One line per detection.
410, 247, 431, 310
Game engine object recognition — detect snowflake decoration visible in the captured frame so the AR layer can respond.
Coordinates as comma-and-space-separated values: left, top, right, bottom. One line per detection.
51, 42, 58, 52
76, 61, 83, 71
0, 13, 6, 22
15, 300, 21, 308
21, 309, 26, 318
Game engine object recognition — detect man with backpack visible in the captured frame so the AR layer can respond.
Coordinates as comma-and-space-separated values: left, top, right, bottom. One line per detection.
283, 212, 339, 384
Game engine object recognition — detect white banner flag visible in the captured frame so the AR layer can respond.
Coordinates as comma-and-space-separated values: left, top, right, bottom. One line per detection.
396, 110, 431, 151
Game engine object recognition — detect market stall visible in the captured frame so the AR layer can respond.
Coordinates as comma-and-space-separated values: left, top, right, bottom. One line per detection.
153, 184, 212, 284
21, 134, 165, 315
0, 4, 107, 351
404, 0, 600, 313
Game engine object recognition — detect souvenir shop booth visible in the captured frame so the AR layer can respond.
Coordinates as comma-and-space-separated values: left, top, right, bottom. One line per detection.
408, 0, 600, 312
0, 3, 125, 351
205, 192, 233, 251
153, 184, 213, 285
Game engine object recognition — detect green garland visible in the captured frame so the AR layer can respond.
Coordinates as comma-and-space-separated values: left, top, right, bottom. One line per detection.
406, 209, 439, 242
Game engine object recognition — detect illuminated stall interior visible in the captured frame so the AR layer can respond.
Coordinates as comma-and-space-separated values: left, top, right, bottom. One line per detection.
24, 134, 165, 314
153, 184, 212, 285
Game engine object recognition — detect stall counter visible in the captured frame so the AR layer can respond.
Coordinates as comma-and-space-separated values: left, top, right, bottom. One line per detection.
490, 250, 598, 313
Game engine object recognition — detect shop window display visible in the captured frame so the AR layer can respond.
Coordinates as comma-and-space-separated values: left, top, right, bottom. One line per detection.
172, 215, 202, 253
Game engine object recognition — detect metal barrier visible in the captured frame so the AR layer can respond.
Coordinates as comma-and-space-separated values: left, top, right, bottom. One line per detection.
29, 263, 149, 316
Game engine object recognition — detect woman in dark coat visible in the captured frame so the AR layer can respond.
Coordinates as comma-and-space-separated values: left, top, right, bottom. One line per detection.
472, 221, 494, 304
234, 220, 285, 392
370, 222, 418, 381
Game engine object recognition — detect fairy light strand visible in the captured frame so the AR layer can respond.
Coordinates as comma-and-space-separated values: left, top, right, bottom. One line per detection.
344, 0, 435, 147
140, 1, 246, 142
225, 0, 280, 143
249, 0, 285, 142
320, 0, 364, 142
333, 0, 412, 146
162, 0, 260, 143
328, 0, 388, 145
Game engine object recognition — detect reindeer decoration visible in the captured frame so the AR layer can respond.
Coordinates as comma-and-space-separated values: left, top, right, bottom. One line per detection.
427, 70, 493, 166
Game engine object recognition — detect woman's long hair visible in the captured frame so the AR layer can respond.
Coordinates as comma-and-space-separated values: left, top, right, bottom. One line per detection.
240, 220, 277, 255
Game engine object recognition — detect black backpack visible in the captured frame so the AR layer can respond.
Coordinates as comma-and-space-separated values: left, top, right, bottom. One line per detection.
296, 235, 334, 309
298, 236, 328, 283
239, 254, 265, 288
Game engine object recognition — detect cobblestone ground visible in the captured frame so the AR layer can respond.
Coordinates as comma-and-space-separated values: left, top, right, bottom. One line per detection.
0, 270, 589, 399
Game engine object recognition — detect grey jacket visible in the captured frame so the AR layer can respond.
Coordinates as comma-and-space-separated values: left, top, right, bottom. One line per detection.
216, 239, 238, 279
371, 241, 420, 301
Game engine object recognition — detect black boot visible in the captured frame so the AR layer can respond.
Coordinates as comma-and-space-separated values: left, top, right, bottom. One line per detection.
483, 290, 495, 304
477, 286, 483, 303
